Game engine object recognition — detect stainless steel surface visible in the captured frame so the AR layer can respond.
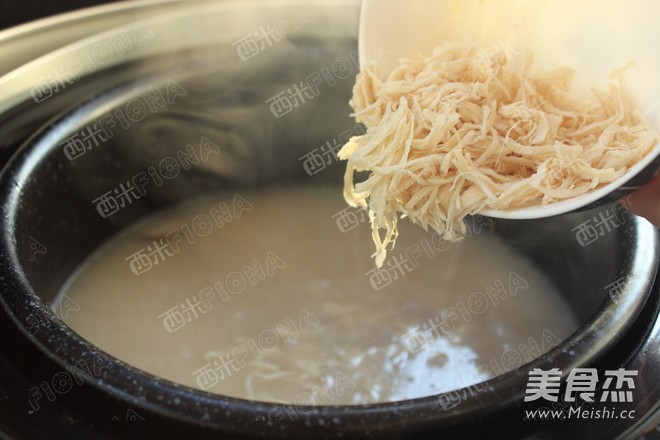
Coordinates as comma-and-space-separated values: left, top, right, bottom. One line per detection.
0, 0, 201, 76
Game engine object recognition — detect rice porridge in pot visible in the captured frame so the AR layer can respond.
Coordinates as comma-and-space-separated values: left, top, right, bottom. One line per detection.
56, 186, 578, 404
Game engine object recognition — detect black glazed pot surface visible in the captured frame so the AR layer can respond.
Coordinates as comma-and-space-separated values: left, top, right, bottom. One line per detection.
0, 1, 659, 439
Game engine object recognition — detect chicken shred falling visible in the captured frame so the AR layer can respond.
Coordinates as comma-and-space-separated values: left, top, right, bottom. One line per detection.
338, 41, 659, 267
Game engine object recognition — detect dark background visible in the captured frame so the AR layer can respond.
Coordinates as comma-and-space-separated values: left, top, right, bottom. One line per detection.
0, 0, 124, 30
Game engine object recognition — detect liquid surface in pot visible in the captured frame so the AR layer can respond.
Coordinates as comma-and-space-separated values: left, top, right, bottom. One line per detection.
56, 186, 578, 404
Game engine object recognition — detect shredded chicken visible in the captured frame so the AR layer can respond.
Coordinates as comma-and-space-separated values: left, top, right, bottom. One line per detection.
339, 41, 659, 267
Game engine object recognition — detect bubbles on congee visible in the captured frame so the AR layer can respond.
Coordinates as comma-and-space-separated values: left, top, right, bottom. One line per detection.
56, 187, 578, 404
